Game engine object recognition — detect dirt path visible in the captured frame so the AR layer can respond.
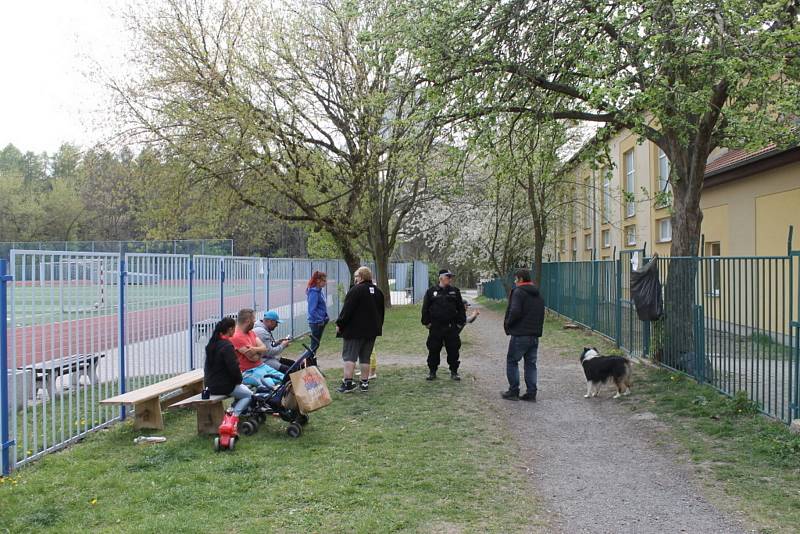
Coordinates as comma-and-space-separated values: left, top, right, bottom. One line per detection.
459, 300, 753, 534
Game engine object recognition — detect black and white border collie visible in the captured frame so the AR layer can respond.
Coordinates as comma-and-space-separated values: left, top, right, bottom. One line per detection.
580, 347, 632, 399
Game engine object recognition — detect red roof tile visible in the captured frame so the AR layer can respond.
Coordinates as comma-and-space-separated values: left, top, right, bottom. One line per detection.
705, 144, 777, 175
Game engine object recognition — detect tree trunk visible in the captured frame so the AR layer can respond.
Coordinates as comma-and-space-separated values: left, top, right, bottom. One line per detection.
663, 154, 705, 370
371, 239, 393, 309
533, 221, 546, 287
332, 234, 361, 288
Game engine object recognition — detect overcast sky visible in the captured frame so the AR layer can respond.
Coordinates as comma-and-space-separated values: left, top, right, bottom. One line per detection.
0, 1, 128, 154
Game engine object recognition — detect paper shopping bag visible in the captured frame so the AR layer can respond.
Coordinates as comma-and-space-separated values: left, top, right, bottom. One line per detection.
289, 366, 332, 413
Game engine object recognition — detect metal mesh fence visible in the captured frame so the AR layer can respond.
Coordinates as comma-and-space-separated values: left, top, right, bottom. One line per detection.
536, 251, 800, 425
0, 251, 427, 473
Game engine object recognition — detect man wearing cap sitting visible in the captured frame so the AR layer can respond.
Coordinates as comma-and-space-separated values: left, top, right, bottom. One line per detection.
253, 310, 294, 373
421, 269, 467, 381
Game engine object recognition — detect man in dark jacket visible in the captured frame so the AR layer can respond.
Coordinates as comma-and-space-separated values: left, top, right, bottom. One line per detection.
502, 268, 545, 401
421, 269, 467, 381
335, 266, 385, 393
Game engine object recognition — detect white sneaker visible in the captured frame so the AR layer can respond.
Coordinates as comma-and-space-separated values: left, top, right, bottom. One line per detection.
368, 373, 377, 380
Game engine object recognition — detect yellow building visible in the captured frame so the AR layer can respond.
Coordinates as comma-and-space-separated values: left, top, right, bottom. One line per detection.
551, 129, 800, 262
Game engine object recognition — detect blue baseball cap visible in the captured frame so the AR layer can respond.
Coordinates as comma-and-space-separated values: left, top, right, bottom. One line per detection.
263, 310, 283, 323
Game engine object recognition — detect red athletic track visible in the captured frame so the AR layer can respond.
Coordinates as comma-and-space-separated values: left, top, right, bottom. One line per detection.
9, 281, 321, 368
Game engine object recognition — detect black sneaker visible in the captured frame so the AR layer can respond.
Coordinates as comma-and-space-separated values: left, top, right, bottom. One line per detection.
450, 371, 461, 381
336, 380, 356, 393
359, 380, 369, 392
520, 391, 537, 402
501, 390, 520, 401
426, 371, 437, 381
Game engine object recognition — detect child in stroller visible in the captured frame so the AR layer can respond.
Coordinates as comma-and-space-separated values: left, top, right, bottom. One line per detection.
237, 343, 317, 438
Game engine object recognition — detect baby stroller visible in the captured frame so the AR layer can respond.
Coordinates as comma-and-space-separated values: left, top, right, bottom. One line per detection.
238, 344, 317, 439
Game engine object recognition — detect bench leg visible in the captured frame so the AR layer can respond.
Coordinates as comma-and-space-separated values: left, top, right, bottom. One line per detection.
196, 402, 225, 435
133, 398, 164, 430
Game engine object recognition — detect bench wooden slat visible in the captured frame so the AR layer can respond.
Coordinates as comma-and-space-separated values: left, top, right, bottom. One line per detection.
100, 369, 203, 405
170, 393, 228, 408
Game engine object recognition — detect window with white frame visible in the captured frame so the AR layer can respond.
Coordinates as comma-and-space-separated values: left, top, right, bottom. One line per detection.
584, 233, 593, 250
571, 237, 577, 261
602, 229, 611, 248
624, 149, 635, 217
602, 171, 613, 223
625, 225, 636, 246
657, 218, 672, 242
559, 239, 565, 256
657, 148, 672, 207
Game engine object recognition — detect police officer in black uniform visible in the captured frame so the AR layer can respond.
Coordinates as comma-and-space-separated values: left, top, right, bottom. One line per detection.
421, 269, 467, 381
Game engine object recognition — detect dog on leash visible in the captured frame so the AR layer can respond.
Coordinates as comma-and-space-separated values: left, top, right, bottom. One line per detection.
580, 347, 632, 399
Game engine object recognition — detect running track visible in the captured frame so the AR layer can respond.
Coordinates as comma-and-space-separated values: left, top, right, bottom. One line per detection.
9, 281, 314, 368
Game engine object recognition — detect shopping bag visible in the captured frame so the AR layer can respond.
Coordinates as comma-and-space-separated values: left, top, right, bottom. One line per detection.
289, 366, 332, 413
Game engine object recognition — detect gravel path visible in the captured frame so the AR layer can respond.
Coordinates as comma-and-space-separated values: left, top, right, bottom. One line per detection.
459, 300, 753, 534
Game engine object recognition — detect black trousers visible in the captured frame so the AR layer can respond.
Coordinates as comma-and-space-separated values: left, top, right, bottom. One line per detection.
426, 325, 461, 373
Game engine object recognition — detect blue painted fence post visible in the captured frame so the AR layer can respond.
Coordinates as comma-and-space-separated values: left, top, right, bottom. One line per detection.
188, 258, 195, 370
219, 258, 225, 320
118, 258, 127, 421
1, 259, 14, 475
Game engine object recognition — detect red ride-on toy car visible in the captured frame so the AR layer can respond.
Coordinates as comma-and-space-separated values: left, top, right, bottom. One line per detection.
214, 409, 239, 452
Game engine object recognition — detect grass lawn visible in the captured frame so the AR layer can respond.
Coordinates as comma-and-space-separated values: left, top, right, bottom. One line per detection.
474, 296, 506, 314
0, 368, 539, 533
542, 314, 800, 534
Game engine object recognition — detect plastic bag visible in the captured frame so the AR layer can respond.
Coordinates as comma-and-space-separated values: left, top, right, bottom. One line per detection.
630, 257, 663, 321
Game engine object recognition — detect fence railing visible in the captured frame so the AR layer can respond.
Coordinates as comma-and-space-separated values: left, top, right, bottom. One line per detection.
0, 239, 234, 259
537, 250, 800, 424
0, 251, 428, 474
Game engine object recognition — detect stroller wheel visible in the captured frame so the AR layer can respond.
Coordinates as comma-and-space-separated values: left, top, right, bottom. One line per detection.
256, 413, 267, 424
296, 414, 309, 426
213, 437, 220, 452
240, 421, 257, 436
287, 423, 302, 438
228, 437, 236, 451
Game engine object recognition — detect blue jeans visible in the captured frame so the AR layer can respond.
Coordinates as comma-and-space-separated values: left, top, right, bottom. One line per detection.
506, 336, 539, 393
308, 321, 327, 353
230, 384, 252, 415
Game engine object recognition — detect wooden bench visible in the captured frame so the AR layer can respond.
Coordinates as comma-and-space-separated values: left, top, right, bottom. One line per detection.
100, 369, 204, 430
19, 353, 105, 401
170, 393, 229, 435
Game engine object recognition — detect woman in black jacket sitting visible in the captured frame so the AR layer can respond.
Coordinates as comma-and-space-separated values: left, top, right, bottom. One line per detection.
204, 317, 251, 416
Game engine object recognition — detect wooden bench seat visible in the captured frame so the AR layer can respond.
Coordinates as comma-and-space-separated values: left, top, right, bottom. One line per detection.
19, 353, 105, 401
170, 393, 230, 435
100, 369, 204, 430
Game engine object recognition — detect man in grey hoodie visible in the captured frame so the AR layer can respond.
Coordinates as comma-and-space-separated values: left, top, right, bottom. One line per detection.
502, 268, 545, 401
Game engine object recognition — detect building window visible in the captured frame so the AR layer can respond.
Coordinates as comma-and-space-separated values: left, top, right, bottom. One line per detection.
657, 148, 672, 207
584, 233, 593, 250
584, 176, 592, 229
706, 242, 721, 296
602, 171, 613, 223
602, 229, 611, 248
625, 225, 637, 246
624, 149, 635, 218
571, 237, 577, 261
657, 218, 672, 242
559, 239, 565, 257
